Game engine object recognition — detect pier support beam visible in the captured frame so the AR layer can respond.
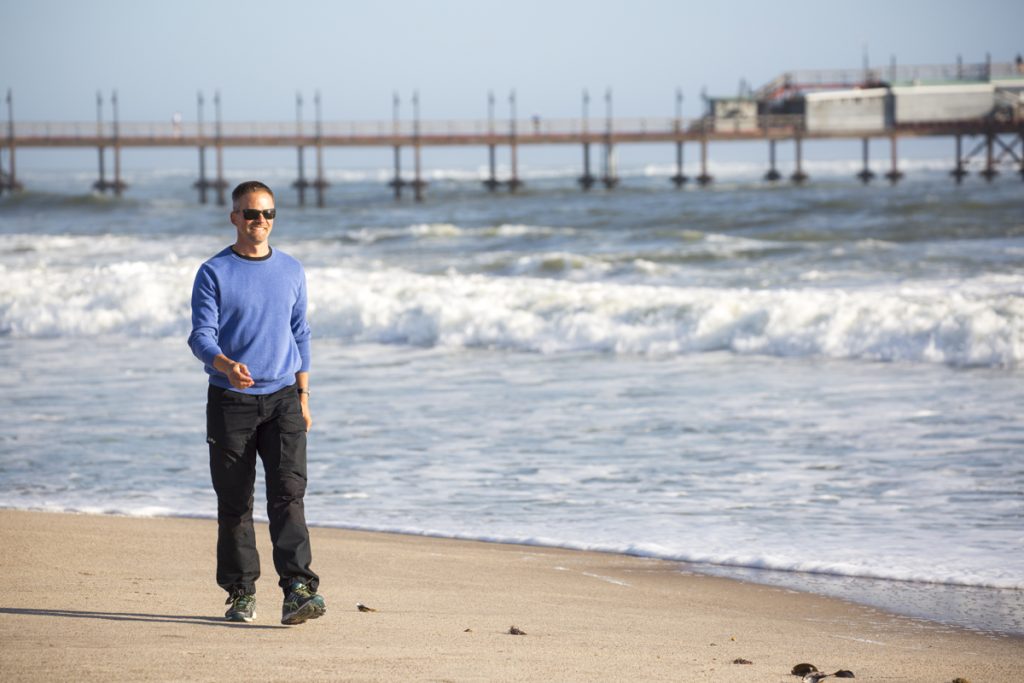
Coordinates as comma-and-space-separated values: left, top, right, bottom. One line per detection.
696, 137, 712, 186
111, 91, 125, 196
92, 90, 126, 195
483, 92, 499, 191
884, 134, 903, 184
389, 146, 405, 199
313, 91, 328, 208
670, 89, 687, 188
601, 89, 618, 189
577, 90, 595, 190
214, 91, 227, 206
410, 91, 426, 202
507, 90, 522, 192
293, 93, 307, 206
388, 94, 405, 199
2, 89, 23, 195
764, 139, 781, 182
194, 92, 210, 203
579, 142, 595, 190
979, 129, 998, 181
671, 140, 688, 187
856, 138, 875, 183
790, 136, 808, 184
93, 91, 108, 193
951, 134, 968, 184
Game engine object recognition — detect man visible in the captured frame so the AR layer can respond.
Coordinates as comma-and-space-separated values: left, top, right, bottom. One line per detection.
188, 180, 326, 625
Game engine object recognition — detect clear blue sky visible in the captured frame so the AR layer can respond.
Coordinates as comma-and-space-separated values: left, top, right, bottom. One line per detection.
3, 0, 1022, 123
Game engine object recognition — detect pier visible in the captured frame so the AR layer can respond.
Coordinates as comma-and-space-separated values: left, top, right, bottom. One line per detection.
2, 60, 1023, 202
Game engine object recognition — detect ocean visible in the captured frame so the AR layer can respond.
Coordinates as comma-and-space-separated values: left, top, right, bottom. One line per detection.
1, 158, 1021, 637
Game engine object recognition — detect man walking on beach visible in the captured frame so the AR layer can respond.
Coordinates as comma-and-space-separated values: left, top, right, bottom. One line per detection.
188, 180, 326, 625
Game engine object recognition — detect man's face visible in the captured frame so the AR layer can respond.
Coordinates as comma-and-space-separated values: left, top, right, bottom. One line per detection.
230, 191, 275, 247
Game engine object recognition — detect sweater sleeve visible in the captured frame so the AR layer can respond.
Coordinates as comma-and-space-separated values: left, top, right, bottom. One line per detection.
292, 267, 312, 372
187, 264, 224, 366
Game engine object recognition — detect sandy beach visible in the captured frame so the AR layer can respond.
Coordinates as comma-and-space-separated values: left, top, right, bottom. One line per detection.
0, 510, 1019, 682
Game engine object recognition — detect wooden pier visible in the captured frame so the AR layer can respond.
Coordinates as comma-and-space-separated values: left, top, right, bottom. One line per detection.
2, 87, 1022, 203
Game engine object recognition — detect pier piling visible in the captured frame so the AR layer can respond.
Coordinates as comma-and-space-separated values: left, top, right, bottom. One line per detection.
313, 91, 327, 208
507, 90, 522, 192
483, 92, 499, 191
293, 93, 308, 205
214, 91, 227, 206
578, 90, 596, 190
411, 91, 426, 202
389, 94, 405, 199
601, 89, 619, 189
791, 135, 808, 184
764, 139, 781, 181
671, 90, 688, 187
980, 129, 998, 181
884, 134, 903, 184
2, 89, 22, 195
856, 138, 875, 183
93, 92, 107, 193
696, 135, 712, 186
951, 134, 968, 183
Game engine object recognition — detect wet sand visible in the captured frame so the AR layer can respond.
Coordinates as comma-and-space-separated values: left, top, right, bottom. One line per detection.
0, 510, 1018, 682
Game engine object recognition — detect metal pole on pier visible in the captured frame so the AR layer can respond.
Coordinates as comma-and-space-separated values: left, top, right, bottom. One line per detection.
791, 134, 808, 184
484, 91, 499, 191
314, 90, 326, 208
671, 88, 688, 187
601, 88, 618, 188
389, 92, 403, 199
980, 128, 998, 181
412, 90, 425, 202
578, 89, 595, 190
196, 92, 208, 203
951, 133, 967, 184
884, 134, 903, 184
214, 90, 226, 206
764, 139, 781, 181
856, 138, 875, 183
94, 91, 107, 193
112, 90, 124, 196
696, 87, 712, 185
2, 88, 22, 194
294, 92, 307, 205
508, 89, 521, 192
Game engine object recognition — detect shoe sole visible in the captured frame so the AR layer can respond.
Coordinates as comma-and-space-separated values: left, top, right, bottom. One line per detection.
281, 600, 326, 625
225, 612, 256, 623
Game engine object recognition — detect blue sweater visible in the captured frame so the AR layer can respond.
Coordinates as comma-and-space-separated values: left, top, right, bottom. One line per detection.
188, 246, 311, 394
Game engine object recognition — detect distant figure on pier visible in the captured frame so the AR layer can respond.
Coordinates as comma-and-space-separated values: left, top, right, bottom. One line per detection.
172, 112, 183, 138
532, 115, 541, 134
1016, 53, 1023, 74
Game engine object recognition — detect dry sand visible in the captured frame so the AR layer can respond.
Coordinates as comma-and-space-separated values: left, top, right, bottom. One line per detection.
0, 509, 1019, 682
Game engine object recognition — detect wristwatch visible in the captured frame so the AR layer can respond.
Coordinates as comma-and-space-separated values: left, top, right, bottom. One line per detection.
297, 388, 310, 396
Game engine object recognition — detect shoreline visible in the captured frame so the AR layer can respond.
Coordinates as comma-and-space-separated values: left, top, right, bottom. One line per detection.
7, 505, 1022, 638
1, 509, 1020, 682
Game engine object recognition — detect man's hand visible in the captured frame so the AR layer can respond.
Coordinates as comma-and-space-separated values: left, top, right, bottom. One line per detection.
300, 394, 312, 432
213, 355, 255, 390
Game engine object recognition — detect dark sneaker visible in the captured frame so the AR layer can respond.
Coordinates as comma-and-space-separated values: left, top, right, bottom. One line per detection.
281, 581, 326, 625
224, 593, 256, 623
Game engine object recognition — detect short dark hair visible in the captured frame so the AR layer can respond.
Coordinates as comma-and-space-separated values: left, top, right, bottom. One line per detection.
231, 180, 275, 207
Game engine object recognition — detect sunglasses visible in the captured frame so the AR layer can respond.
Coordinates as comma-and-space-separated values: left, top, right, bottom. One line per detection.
237, 208, 276, 221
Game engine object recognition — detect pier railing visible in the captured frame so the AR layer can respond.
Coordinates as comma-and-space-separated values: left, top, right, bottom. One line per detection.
9, 115, 809, 144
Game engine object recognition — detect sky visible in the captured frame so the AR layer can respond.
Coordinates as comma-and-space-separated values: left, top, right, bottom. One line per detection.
3, 0, 1021, 122
2, 0, 1022, 171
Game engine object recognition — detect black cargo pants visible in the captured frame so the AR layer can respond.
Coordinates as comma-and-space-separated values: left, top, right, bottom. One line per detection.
207, 383, 319, 597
